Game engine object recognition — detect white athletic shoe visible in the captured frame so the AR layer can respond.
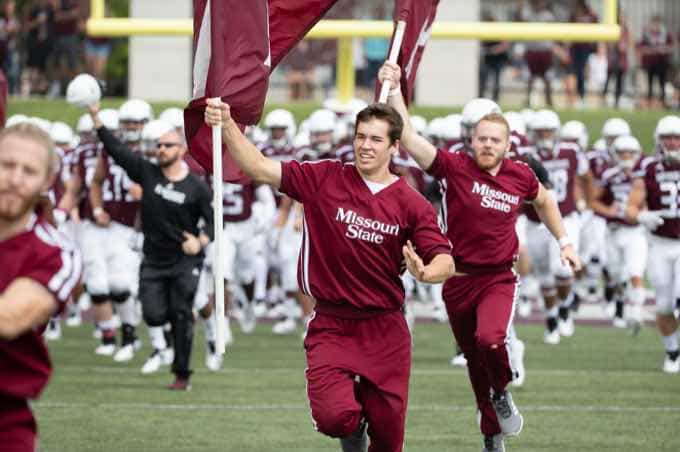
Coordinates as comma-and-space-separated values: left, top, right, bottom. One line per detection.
205, 352, 223, 372
141, 350, 163, 374
272, 318, 296, 335
558, 317, 575, 337
663, 356, 680, 374
604, 302, 616, 318
44, 320, 62, 341
113, 344, 135, 362
510, 339, 526, 387
431, 305, 449, 323
65, 305, 82, 327
95, 343, 116, 356
543, 329, 560, 345
161, 348, 174, 365
253, 302, 268, 318
239, 302, 256, 334
490, 389, 523, 436
450, 352, 468, 367
517, 298, 532, 318
613, 316, 627, 329
92, 327, 102, 340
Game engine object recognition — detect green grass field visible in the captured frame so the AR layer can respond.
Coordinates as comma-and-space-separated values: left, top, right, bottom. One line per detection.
36, 321, 680, 452
6, 98, 672, 153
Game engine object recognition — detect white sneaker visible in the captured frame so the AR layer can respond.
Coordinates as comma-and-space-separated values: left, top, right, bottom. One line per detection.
272, 318, 296, 335
45, 320, 61, 341
604, 302, 616, 318
510, 339, 526, 387
239, 302, 256, 334
161, 348, 174, 365
253, 302, 268, 318
490, 389, 523, 436
543, 329, 560, 345
206, 352, 223, 371
141, 350, 163, 374
95, 343, 116, 356
517, 298, 532, 318
113, 344, 135, 362
431, 305, 449, 323
558, 317, 575, 337
450, 352, 468, 367
613, 316, 627, 329
65, 304, 82, 327
663, 356, 680, 374
92, 327, 102, 340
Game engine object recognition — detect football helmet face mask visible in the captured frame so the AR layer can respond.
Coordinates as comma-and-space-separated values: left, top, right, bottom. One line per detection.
307, 109, 336, 154
655, 115, 680, 163
612, 135, 641, 171
264, 109, 296, 149
118, 99, 153, 143
530, 110, 561, 155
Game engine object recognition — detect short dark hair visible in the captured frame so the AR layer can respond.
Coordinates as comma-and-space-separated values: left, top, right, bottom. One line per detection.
354, 103, 403, 145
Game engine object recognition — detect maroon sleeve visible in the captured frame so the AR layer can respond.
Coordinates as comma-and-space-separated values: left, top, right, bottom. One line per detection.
280, 159, 339, 203
425, 148, 455, 180
409, 198, 451, 265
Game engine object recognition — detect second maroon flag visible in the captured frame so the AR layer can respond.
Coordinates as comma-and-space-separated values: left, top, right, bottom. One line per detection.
378, 0, 440, 106
184, 0, 338, 181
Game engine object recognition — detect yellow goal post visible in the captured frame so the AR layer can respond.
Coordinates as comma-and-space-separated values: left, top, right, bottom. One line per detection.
87, 0, 620, 102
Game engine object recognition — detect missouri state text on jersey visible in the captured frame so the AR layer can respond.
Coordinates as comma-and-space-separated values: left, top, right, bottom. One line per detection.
279, 159, 451, 311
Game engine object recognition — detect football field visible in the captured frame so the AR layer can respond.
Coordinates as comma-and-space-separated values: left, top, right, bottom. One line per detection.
38, 320, 680, 451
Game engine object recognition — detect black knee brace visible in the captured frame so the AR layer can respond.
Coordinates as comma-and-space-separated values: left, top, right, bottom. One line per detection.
110, 290, 131, 304
90, 293, 109, 305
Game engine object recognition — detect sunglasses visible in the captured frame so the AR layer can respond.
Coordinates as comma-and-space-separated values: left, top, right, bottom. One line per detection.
156, 142, 181, 149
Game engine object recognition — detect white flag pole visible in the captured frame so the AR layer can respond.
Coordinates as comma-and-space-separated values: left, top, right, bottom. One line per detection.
211, 98, 226, 355
378, 20, 407, 104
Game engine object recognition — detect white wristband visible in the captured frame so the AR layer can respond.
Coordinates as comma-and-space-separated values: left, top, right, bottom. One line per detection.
93, 207, 104, 216
558, 236, 572, 249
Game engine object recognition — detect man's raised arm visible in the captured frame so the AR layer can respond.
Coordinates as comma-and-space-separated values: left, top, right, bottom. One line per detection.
204, 100, 282, 190
379, 62, 437, 171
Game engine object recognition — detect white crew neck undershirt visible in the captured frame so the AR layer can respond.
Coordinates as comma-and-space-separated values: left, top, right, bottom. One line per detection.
361, 175, 398, 195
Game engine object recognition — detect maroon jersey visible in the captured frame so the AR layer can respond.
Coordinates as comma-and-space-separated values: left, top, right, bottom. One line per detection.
636, 156, 680, 239
0, 215, 81, 400
334, 143, 355, 164
100, 150, 141, 227
221, 180, 256, 223
509, 131, 533, 160
74, 141, 101, 220
587, 148, 612, 182
598, 165, 637, 226
428, 149, 539, 271
259, 142, 296, 162
526, 142, 588, 221
280, 160, 450, 312
392, 147, 427, 193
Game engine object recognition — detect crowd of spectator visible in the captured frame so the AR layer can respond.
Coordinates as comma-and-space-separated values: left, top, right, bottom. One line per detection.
0, 0, 111, 97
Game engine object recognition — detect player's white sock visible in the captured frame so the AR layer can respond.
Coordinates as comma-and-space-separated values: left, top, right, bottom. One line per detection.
148, 326, 167, 351
662, 332, 679, 353
99, 318, 117, 331
117, 298, 138, 325
253, 255, 268, 301
283, 297, 297, 319
204, 314, 216, 343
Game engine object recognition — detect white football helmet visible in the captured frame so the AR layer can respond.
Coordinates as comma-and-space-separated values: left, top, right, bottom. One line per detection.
50, 122, 75, 147
307, 109, 336, 154
612, 135, 641, 171
601, 117, 631, 146
66, 73, 101, 107
593, 137, 607, 153
440, 114, 462, 142
29, 117, 51, 133
293, 131, 311, 149
76, 113, 94, 137
560, 120, 589, 150
504, 111, 526, 135
655, 115, 680, 162
99, 108, 120, 131
461, 98, 502, 146
410, 115, 428, 136
245, 125, 268, 145
118, 99, 153, 142
159, 108, 184, 132
264, 108, 296, 148
530, 109, 561, 153
5, 114, 28, 128
426, 117, 446, 146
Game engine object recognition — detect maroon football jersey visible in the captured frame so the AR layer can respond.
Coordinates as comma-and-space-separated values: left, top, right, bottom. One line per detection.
509, 131, 533, 160
335, 143, 355, 164
0, 215, 81, 400
428, 149, 539, 270
74, 141, 101, 220
598, 165, 637, 226
586, 148, 612, 181
100, 150, 141, 227
279, 160, 450, 311
221, 180, 256, 223
637, 156, 680, 239
392, 147, 427, 194
259, 142, 296, 162
525, 143, 588, 221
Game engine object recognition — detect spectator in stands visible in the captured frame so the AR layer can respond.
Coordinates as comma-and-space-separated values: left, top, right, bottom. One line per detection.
478, 11, 510, 102
0, 1, 20, 95
602, 8, 630, 109
517, 0, 557, 107
567, 0, 598, 108
23, 0, 55, 96
49, 0, 80, 98
637, 15, 675, 109
284, 41, 315, 100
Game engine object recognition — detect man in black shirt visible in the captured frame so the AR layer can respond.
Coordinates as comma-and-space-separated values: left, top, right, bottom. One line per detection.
87, 103, 213, 390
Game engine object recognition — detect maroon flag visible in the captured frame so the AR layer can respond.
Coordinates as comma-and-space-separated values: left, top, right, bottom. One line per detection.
377, 0, 439, 106
184, 0, 338, 181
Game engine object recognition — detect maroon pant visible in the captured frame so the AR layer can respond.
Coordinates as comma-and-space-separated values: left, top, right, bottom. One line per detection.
304, 309, 411, 452
443, 271, 518, 436
0, 396, 37, 452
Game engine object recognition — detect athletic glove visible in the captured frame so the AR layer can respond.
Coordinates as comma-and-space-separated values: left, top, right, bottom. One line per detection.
637, 210, 665, 231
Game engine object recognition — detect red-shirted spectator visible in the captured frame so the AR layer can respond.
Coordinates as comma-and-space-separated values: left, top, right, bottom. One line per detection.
637, 15, 675, 109
0, 122, 82, 451
205, 99, 453, 452
602, 8, 631, 109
